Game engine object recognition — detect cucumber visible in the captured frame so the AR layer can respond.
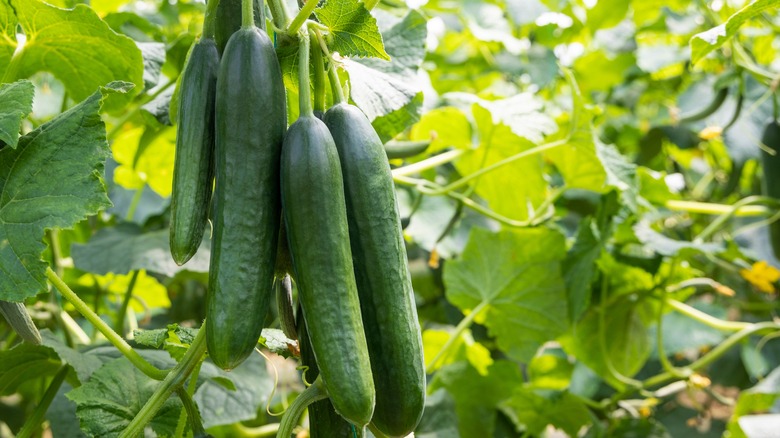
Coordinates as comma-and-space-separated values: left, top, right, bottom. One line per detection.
0, 300, 41, 344
324, 103, 425, 437
384, 139, 430, 159
761, 120, 780, 259
206, 25, 286, 371
214, 0, 264, 55
280, 114, 375, 427
169, 37, 219, 266
297, 305, 361, 438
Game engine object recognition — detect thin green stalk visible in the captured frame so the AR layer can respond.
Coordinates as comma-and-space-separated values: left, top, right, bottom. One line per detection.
176, 388, 205, 436
174, 360, 203, 438
125, 187, 144, 222
312, 27, 345, 104
267, 0, 290, 30
420, 139, 568, 196
288, 0, 319, 36
46, 268, 169, 381
665, 200, 771, 216
425, 301, 487, 373
656, 300, 690, 379
694, 196, 780, 243
392, 149, 468, 178
643, 322, 780, 389
666, 299, 750, 332
242, 0, 254, 27
120, 327, 208, 438
277, 377, 329, 438
298, 28, 313, 117
367, 423, 386, 437
203, 0, 220, 38
1, 50, 24, 83
114, 270, 140, 335
17, 366, 70, 438
311, 33, 326, 114
235, 423, 280, 436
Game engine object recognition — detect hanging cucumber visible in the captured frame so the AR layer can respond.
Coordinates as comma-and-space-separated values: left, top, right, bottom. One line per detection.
280, 31, 374, 428
324, 102, 426, 437
206, 1, 287, 370
761, 120, 780, 259
169, 35, 219, 266
214, 0, 265, 55
0, 301, 41, 344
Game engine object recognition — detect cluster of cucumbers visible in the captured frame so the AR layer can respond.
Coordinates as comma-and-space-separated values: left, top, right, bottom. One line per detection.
169, 0, 425, 436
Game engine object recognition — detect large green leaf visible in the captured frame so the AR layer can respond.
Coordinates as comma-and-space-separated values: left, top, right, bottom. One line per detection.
315, 0, 389, 60
429, 361, 523, 438
0, 0, 15, 75
444, 228, 569, 362
71, 223, 210, 277
501, 388, 591, 437
3, 0, 143, 110
0, 342, 61, 395
0, 82, 130, 302
344, 9, 427, 142
691, 0, 780, 64
66, 357, 182, 437
0, 80, 34, 148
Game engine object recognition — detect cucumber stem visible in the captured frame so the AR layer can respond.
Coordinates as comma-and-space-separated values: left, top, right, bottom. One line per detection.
288, 0, 319, 36
277, 377, 329, 438
311, 33, 326, 114
120, 326, 208, 438
45, 267, 170, 381
16, 365, 69, 438
267, 0, 290, 30
241, 0, 254, 28
202, 0, 220, 39
298, 28, 314, 117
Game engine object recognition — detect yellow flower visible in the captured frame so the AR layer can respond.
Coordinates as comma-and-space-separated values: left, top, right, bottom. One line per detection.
698, 125, 722, 140
740, 261, 780, 293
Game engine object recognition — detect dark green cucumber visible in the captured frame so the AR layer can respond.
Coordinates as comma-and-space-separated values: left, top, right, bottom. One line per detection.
384, 140, 430, 159
206, 26, 286, 370
324, 103, 425, 437
281, 115, 375, 427
0, 301, 41, 344
214, 0, 264, 55
169, 37, 219, 265
761, 120, 780, 259
297, 305, 361, 438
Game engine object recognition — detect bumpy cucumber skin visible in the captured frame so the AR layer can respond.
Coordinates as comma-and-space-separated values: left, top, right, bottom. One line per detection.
0, 301, 41, 344
206, 27, 286, 371
169, 37, 219, 266
214, 0, 264, 55
281, 115, 375, 427
324, 104, 425, 437
297, 306, 361, 438
761, 121, 780, 259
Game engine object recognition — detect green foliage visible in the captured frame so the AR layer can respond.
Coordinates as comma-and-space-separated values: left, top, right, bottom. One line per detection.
3, 0, 780, 436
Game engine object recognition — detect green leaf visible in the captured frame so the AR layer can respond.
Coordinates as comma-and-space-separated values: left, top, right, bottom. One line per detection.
132, 328, 169, 349
71, 223, 210, 277
0, 0, 16, 77
444, 228, 569, 362
560, 296, 655, 390
410, 106, 473, 153
195, 354, 274, 429
315, 0, 389, 60
415, 389, 460, 438
4, 0, 143, 110
0, 80, 34, 149
66, 357, 182, 437
41, 330, 104, 384
0, 82, 131, 302
423, 328, 493, 375
429, 361, 523, 438
586, 0, 629, 31
344, 9, 427, 141
501, 389, 591, 437
0, 342, 61, 395
259, 328, 297, 358
563, 192, 620, 321
727, 366, 780, 437
690, 0, 780, 64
